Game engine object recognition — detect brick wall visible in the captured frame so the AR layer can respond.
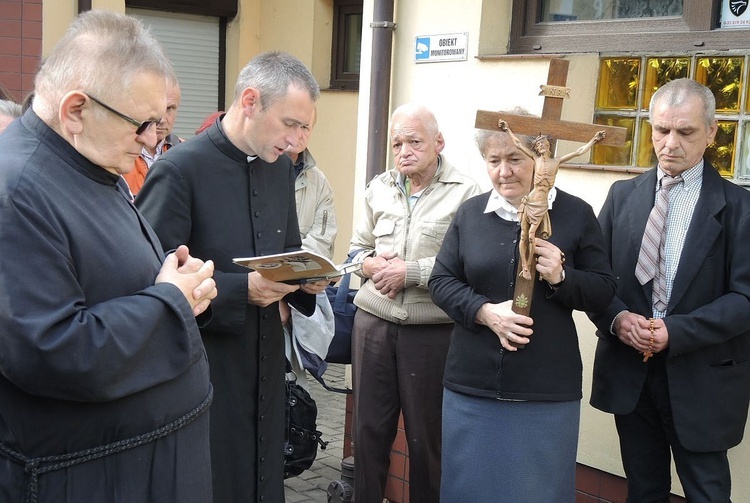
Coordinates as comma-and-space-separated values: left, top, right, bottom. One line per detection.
0, 0, 42, 103
383, 413, 409, 503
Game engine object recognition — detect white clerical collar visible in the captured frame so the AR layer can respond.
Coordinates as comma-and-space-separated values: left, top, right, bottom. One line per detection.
484, 186, 558, 222
247, 155, 258, 163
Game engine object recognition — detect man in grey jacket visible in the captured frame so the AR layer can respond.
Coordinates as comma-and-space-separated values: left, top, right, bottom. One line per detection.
349, 103, 480, 503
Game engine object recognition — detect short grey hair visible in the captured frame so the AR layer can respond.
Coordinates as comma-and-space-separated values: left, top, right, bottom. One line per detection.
0, 99, 22, 119
233, 51, 320, 109
475, 107, 536, 158
34, 10, 173, 121
649, 78, 715, 129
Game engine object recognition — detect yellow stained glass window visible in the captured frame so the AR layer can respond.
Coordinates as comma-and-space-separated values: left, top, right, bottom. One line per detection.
636, 121, 657, 168
596, 58, 640, 110
592, 115, 634, 166
706, 120, 736, 177
643, 57, 690, 110
594, 56, 750, 182
695, 57, 743, 113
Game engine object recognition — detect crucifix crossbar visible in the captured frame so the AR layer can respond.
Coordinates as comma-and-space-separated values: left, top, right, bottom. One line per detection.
474, 111, 627, 147
473, 59, 626, 318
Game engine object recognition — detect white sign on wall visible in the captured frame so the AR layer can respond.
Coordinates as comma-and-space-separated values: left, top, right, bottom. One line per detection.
414, 33, 468, 63
721, 0, 750, 28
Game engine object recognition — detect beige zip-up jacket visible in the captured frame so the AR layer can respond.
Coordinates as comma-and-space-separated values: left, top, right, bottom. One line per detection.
350, 155, 480, 324
295, 149, 337, 260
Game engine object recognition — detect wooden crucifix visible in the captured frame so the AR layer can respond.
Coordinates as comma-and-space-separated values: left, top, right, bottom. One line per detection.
474, 59, 626, 317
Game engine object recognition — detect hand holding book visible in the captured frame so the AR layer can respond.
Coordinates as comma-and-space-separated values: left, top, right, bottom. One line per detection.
233, 250, 361, 283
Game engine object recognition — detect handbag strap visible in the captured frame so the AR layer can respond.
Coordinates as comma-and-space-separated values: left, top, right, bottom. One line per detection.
310, 372, 351, 395
284, 358, 292, 448
287, 356, 349, 395
334, 271, 351, 310
285, 358, 296, 381
334, 252, 356, 310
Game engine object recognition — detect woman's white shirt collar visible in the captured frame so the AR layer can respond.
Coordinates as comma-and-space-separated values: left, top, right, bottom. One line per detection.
484, 187, 557, 222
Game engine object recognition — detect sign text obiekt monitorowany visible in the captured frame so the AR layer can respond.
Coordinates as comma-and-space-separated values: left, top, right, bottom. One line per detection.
415, 33, 468, 63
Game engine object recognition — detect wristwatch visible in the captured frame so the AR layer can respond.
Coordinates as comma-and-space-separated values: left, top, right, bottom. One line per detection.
548, 267, 566, 288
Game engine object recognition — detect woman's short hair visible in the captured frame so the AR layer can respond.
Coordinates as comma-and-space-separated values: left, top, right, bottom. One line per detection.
475, 107, 536, 158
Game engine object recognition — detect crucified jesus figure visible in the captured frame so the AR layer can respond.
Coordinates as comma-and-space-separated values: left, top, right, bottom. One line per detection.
498, 119, 606, 280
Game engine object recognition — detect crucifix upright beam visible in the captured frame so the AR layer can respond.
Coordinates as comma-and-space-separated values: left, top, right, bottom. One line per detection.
541, 58, 570, 153
475, 59, 626, 317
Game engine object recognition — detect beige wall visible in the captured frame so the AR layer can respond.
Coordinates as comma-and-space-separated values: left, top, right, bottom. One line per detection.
42, 0, 126, 55
312, 91, 359, 264
353, 0, 750, 500
225, 1, 261, 102
41, 1, 76, 55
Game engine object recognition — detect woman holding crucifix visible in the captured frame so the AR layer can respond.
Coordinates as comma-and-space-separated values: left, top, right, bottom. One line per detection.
429, 110, 615, 502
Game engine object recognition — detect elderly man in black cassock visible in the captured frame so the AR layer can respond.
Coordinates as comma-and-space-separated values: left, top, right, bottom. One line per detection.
137, 51, 327, 503
0, 10, 217, 503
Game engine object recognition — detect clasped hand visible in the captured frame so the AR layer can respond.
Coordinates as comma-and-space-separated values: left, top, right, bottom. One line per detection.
477, 300, 534, 351
364, 251, 405, 300
614, 311, 669, 355
156, 245, 217, 316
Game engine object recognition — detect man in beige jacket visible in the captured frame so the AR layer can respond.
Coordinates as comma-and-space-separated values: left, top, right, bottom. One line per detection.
349, 103, 481, 503
281, 107, 339, 385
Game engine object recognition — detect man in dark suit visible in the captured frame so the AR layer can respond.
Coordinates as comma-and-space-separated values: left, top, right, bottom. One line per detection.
589, 78, 750, 502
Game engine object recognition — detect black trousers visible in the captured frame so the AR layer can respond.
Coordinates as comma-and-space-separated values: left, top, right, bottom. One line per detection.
615, 356, 731, 503
351, 309, 452, 503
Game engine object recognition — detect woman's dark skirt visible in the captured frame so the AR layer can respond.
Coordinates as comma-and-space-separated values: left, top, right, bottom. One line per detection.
440, 388, 580, 503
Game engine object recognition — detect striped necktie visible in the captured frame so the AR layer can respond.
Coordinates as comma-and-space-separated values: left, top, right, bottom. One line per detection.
635, 175, 683, 311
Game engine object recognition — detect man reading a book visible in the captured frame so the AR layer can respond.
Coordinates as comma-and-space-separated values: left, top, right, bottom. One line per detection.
136, 51, 328, 503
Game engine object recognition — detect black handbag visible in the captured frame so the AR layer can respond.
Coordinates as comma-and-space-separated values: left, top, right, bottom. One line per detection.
324, 257, 357, 364
284, 363, 327, 479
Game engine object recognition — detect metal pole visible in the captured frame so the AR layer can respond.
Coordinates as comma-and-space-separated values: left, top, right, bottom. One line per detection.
364, 0, 396, 182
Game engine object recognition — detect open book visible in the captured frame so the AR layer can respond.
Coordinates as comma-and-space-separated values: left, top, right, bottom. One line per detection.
233, 250, 361, 283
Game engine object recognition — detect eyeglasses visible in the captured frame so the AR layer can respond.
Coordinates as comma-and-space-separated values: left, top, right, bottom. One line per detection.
86, 94, 161, 136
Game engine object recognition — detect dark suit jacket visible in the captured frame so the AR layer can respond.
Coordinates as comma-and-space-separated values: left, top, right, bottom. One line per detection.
589, 161, 750, 452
